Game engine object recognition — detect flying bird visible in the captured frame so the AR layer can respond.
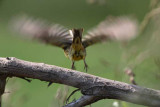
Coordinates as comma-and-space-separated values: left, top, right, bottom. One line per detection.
11, 15, 138, 72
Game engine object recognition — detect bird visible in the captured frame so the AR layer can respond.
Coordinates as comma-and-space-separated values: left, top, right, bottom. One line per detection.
11, 15, 138, 72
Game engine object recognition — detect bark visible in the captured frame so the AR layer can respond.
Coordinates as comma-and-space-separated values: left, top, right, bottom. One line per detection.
0, 75, 7, 107
0, 57, 160, 107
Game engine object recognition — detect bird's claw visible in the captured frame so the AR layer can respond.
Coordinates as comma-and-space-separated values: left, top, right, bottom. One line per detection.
84, 64, 88, 72
71, 65, 76, 70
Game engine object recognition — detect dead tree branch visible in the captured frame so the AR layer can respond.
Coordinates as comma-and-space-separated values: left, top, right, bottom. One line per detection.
0, 57, 160, 107
0, 75, 7, 107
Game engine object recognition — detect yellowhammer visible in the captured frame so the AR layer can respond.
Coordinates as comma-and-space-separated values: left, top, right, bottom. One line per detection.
11, 15, 138, 72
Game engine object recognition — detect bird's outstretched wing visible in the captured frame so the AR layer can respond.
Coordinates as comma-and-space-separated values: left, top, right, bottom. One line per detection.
82, 16, 138, 48
11, 16, 72, 49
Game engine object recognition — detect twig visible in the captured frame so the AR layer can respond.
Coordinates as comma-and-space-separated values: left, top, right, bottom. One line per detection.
64, 95, 103, 107
19, 77, 32, 82
140, 7, 160, 34
124, 68, 137, 85
66, 89, 80, 104
0, 57, 160, 107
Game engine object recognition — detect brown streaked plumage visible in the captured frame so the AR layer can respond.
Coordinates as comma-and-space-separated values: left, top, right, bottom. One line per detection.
11, 15, 138, 72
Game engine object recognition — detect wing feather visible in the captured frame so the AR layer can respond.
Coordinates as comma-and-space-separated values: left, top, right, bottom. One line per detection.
11, 16, 72, 49
82, 16, 138, 48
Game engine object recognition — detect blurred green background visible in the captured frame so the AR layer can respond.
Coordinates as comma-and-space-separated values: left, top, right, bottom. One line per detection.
1, 0, 160, 107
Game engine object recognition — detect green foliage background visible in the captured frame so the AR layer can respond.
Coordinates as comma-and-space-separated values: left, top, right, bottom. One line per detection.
0, 0, 160, 107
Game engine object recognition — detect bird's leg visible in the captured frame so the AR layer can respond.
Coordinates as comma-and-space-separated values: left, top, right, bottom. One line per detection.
71, 61, 76, 70
83, 59, 88, 72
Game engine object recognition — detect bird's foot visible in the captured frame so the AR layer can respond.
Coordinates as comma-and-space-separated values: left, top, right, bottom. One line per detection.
84, 63, 88, 72
71, 65, 76, 70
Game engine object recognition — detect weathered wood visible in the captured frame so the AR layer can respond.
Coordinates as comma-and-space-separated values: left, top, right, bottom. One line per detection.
63, 96, 103, 107
0, 57, 160, 107
0, 75, 7, 107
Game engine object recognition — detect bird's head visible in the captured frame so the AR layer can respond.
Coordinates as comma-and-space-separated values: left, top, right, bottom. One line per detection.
69, 28, 83, 39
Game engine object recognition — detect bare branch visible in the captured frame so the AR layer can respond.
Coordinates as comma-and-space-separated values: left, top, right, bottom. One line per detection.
0, 75, 7, 107
0, 57, 160, 107
64, 96, 103, 107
